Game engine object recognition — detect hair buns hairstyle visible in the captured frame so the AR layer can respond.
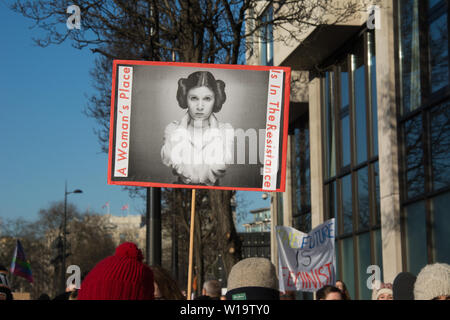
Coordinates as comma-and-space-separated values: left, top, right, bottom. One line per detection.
177, 71, 226, 112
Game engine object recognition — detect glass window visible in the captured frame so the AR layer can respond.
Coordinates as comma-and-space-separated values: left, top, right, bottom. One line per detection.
429, 0, 441, 9
398, 0, 421, 114
327, 181, 338, 220
297, 127, 311, 212
429, 8, 449, 93
374, 229, 384, 275
357, 167, 370, 231
335, 244, 340, 285
291, 114, 311, 233
340, 62, 350, 111
357, 233, 372, 300
405, 201, 428, 275
374, 162, 381, 225
352, 44, 368, 165
321, 31, 380, 300
404, 115, 425, 198
293, 212, 311, 233
430, 101, 450, 191
398, 0, 450, 268
368, 32, 379, 157
260, 5, 273, 66
341, 175, 353, 235
341, 238, 355, 299
341, 115, 351, 168
340, 61, 351, 168
431, 192, 450, 264
325, 72, 336, 178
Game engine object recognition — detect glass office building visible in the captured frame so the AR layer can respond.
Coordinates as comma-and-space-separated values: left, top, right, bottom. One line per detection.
249, 0, 450, 300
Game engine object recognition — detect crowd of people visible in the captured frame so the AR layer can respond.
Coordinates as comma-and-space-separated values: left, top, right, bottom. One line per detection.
1, 242, 449, 301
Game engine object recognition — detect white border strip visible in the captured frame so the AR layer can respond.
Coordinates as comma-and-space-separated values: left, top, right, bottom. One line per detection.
262, 69, 284, 190
114, 66, 133, 177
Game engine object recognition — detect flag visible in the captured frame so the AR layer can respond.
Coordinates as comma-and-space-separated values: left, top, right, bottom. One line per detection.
10, 240, 33, 283
121, 204, 129, 211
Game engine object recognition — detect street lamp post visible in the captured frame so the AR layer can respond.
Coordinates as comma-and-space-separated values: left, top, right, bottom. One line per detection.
61, 182, 82, 293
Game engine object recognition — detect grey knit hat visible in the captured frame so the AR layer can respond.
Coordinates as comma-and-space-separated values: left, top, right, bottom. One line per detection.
414, 263, 450, 300
226, 258, 279, 300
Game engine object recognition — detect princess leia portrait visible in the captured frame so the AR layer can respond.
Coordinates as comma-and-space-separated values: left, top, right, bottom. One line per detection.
161, 71, 234, 186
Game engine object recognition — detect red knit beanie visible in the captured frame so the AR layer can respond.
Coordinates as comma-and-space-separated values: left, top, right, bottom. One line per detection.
78, 242, 154, 300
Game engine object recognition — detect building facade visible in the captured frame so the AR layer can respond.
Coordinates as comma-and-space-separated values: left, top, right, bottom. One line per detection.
103, 214, 147, 249
249, 0, 450, 300
242, 207, 271, 232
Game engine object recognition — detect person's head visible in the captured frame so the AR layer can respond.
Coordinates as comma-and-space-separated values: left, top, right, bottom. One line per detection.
177, 71, 226, 122
53, 291, 72, 300
335, 280, 351, 300
68, 289, 78, 300
316, 285, 344, 300
202, 279, 222, 298
0, 286, 13, 300
66, 282, 77, 292
226, 257, 279, 300
151, 265, 185, 300
0, 265, 10, 287
414, 263, 450, 300
375, 285, 393, 300
77, 242, 154, 300
0, 265, 12, 300
37, 293, 51, 300
393, 272, 416, 300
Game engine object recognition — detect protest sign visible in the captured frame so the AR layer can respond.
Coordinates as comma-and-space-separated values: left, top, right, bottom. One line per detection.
276, 219, 336, 292
108, 60, 291, 192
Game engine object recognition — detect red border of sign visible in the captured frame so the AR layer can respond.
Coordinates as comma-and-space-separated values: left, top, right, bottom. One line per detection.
107, 60, 291, 192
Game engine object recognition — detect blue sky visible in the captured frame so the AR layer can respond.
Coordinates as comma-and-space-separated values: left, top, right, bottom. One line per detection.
0, 2, 269, 232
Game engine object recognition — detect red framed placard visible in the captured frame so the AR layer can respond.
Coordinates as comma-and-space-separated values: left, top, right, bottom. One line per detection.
108, 60, 291, 192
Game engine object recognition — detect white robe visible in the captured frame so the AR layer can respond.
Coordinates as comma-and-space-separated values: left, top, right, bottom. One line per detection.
161, 119, 234, 185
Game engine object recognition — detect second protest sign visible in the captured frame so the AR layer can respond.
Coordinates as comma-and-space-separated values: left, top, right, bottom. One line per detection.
276, 219, 336, 293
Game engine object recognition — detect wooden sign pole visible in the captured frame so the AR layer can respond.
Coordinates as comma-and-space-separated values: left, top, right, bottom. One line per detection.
187, 189, 196, 300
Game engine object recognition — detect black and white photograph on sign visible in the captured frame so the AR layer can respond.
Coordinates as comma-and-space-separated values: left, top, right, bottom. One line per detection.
110, 63, 286, 190
160, 70, 233, 186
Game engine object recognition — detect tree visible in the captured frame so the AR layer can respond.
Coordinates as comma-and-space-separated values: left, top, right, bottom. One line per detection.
0, 202, 116, 298
0, 218, 47, 297
11, 0, 377, 287
162, 188, 216, 294
65, 214, 116, 276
